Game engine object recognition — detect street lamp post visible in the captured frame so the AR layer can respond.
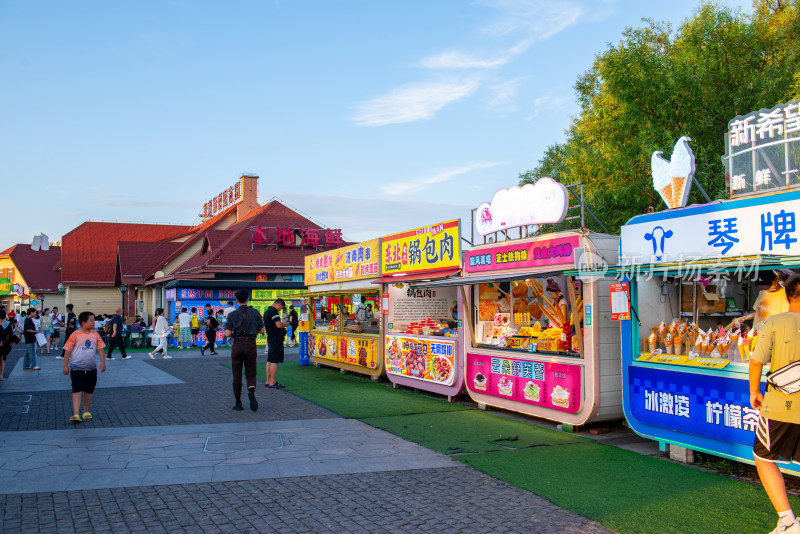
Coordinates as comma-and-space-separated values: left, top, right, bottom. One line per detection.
120, 284, 128, 322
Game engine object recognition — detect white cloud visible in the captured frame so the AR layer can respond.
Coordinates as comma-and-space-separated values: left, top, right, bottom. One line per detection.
488, 78, 522, 111
351, 80, 480, 126
528, 93, 573, 119
479, 0, 587, 43
420, 51, 509, 70
381, 162, 500, 196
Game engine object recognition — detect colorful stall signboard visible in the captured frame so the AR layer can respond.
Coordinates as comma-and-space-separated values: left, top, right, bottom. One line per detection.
173, 288, 238, 301
252, 289, 304, 301
465, 235, 580, 273
621, 191, 800, 264
466, 353, 582, 413
609, 282, 631, 321
307, 333, 378, 369
305, 239, 380, 285
474, 178, 569, 236
0, 277, 10, 295
385, 335, 456, 386
381, 220, 460, 274
628, 365, 759, 446
725, 99, 800, 198
636, 353, 730, 369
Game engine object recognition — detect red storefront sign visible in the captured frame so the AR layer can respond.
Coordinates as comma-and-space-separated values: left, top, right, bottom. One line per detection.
203, 182, 242, 219
249, 227, 342, 249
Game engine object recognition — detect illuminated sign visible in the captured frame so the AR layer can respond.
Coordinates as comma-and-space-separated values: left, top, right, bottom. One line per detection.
202, 181, 242, 219
725, 99, 800, 197
651, 136, 696, 210
249, 227, 342, 249
474, 178, 568, 236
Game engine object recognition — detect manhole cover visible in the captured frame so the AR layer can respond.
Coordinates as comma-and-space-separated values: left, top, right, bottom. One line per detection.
203, 434, 283, 453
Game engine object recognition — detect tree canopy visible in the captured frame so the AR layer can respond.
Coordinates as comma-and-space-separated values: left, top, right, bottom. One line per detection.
520, 0, 800, 233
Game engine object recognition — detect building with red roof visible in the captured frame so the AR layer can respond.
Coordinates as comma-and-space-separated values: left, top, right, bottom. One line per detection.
0, 244, 62, 312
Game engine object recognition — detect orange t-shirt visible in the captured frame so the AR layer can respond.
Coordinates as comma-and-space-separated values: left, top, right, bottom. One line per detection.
753, 288, 789, 327
64, 330, 105, 370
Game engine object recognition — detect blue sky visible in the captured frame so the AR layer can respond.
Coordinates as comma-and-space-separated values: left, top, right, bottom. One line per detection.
0, 0, 752, 248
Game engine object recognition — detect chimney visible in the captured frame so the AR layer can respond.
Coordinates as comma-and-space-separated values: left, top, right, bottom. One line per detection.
237, 174, 260, 221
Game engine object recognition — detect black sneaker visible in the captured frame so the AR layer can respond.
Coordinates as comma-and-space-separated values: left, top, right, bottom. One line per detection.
248, 389, 258, 411
200, 345, 205, 356
232, 401, 244, 411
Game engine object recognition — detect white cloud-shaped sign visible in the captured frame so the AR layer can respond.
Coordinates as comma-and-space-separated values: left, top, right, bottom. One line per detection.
475, 178, 569, 236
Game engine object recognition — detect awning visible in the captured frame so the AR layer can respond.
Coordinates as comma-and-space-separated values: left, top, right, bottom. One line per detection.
372, 267, 460, 285
411, 268, 570, 288
164, 280, 306, 290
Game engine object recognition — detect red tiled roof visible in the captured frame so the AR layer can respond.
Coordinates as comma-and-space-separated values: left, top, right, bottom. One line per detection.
62, 222, 193, 286
1, 245, 62, 293
117, 241, 184, 285
166, 201, 351, 279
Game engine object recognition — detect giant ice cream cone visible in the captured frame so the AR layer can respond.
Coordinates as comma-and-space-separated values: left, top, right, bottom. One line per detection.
670, 177, 687, 208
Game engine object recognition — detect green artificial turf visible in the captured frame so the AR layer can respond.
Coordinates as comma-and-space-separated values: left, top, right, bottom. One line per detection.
363, 410, 586, 454
459, 442, 800, 534
257, 364, 468, 418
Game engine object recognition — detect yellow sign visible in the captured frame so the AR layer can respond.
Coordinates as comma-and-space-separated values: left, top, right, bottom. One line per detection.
308, 332, 378, 369
637, 353, 730, 369
305, 239, 380, 286
381, 219, 460, 275
251, 289, 303, 301
385, 335, 456, 386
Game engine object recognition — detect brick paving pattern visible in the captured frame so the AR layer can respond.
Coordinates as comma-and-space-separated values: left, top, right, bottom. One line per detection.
0, 467, 611, 534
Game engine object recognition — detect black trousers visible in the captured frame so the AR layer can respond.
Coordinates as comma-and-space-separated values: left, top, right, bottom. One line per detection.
203, 329, 216, 352
106, 335, 127, 358
231, 338, 257, 399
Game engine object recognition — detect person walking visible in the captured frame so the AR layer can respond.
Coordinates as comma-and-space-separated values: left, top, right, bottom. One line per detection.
177, 307, 191, 349
750, 274, 800, 534
190, 307, 200, 347
288, 305, 299, 347
50, 306, 62, 351
0, 309, 20, 381
200, 303, 218, 356
224, 289, 264, 411
62, 311, 106, 423
58, 304, 76, 360
106, 307, 130, 360
39, 308, 53, 355
263, 298, 289, 389
149, 308, 172, 359
221, 300, 235, 346
22, 308, 40, 370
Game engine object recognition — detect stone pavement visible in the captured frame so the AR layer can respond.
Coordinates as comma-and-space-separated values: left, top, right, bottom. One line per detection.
0, 344, 612, 533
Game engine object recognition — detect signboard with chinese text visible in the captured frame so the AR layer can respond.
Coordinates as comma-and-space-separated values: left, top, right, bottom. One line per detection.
620, 191, 800, 264
466, 352, 582, 413
465, 235, 580, 273
725, 99, 800, 198
474, 178, 569, 236
249, 226, 342, 250
636, 353, 730, 369
386, 283, 456, 330
202, 181, 242, 219
305, 239, 380, 286
381, 220, 460, 275
609, 282, 631, 321
307, 332, 378, 368
0, 277, 10, 295
385, 335, 456, 386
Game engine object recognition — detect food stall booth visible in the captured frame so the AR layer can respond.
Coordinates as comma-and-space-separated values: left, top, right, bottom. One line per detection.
304, 239, 385, 378
421, 180, 624, 428
375, 219, 465, 401
620, 103, 800, 471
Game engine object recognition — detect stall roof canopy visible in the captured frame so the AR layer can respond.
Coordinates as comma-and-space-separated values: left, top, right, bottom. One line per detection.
371, 268, 460, 284
410, 269, 574, 288
164, 280, 305, 290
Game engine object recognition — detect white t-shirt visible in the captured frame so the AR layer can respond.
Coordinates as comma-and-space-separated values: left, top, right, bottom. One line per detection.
178, 312, 191, 328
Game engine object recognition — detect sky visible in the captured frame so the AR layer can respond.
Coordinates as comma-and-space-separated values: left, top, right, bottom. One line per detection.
0, 0, 753, 249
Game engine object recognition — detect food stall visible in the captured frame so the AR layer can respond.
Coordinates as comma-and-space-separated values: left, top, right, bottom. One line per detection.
250, 290, 305, 347
620, 102, 800, 471
421, 180, 623, 427
165, 287, 235, 346
376, 219, 464, 401
304, 239, 384, 378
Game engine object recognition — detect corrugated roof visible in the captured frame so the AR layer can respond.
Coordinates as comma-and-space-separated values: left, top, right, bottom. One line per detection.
1, 245, 62, 292
62, 222, 193, 285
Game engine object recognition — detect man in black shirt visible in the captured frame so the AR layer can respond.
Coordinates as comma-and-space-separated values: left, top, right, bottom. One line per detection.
263, 298, 289, 388
58, 304, 76, 360
287, 305, 299, 347
0, 309, 20, 380
200, 303, 219, 356
224, 289, 265, 411
106, 307, 130, 360
23, 308, 40, 370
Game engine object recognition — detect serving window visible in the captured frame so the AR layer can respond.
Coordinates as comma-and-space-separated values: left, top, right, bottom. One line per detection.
634, 266, 795, 371
472, 276, 583, 357
385, 283, 458, 337
311, 291, 382, 335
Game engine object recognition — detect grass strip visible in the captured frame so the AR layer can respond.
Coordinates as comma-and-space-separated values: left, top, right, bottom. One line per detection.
363, 410, 586, 454
256, 364, 468, 418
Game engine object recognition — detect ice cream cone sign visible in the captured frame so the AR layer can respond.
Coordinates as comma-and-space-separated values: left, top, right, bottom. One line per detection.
651, 136, 696, 209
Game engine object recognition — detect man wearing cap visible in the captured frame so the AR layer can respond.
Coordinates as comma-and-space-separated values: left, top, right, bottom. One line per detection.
224, 289, 265, 411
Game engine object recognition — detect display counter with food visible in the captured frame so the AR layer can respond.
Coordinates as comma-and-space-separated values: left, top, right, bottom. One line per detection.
304, 239, 385, 378
375, 219, 465, 401
421, 230, 622, 428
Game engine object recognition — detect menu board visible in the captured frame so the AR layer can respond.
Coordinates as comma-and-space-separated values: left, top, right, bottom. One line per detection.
466, 352, 582, 413
386, 283, 456, 328
385, 335, 456, 386
307, 332, 378, 369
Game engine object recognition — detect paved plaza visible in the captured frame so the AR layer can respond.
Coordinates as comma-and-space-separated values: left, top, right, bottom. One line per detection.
0, 346, 611, 533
